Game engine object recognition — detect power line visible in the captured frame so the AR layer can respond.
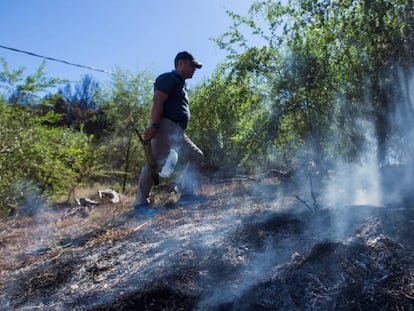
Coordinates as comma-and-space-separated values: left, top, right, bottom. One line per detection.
0, 44, 113, 74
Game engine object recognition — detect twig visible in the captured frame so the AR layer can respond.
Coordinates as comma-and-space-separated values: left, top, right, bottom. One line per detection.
134, 221, 149, 232
295, 195, 314, 212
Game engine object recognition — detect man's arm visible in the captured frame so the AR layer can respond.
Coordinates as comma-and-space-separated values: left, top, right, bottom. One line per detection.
143, 90, 168, 140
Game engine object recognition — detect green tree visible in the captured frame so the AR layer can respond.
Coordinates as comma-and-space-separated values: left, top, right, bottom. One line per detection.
0, 58, 62, 106
213, 0, 414, 170
0, 60, 96, 215
0, 100, 94, 216
189, 67, 266, 176
101, 67, 153, 191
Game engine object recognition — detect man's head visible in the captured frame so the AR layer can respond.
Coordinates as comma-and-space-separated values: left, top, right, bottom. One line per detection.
174, 51, 202, 79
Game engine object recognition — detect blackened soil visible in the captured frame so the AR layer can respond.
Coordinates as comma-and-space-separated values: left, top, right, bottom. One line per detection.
1, 178, 414, 311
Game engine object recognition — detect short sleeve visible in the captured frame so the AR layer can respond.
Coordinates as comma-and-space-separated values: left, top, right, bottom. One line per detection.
155, 73, 177, 95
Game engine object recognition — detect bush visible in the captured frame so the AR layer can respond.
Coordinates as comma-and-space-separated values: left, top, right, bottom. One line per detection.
0, 101, 94, 216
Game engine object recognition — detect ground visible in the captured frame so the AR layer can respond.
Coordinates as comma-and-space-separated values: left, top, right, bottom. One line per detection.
0, 176, 413, 310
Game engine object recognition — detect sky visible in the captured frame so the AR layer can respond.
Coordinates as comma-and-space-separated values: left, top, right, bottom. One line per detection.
0, 0, 258, 88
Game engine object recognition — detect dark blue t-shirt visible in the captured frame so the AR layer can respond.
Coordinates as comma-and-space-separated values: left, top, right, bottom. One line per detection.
155, 70, 189, 130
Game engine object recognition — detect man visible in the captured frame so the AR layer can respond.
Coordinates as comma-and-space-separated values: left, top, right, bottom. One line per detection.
133, 51, 205, 214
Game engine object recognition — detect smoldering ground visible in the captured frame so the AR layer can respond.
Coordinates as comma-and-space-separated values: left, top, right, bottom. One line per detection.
1, 68, 414, 310
1, 171, 413, 310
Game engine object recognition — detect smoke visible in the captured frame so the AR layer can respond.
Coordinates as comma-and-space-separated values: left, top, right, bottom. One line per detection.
12, 180, 49, 216
4, 66, 414, 310
389, 67, 414, 165
184, 66, 414, 309
195, 242, 282, 310
323, 66, 414, 209
322, 140, 382, 209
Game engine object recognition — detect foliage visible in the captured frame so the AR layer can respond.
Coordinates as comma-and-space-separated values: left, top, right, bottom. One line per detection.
0, 57, 62, 105
98, 67, 154, 191
189, 68, 268, 175
36, 75, 107, 138
0, 62, 100, 216
1, 0, 414, 214
213, 0, 414, 170
0, 100, 94, 215
60, 74, 100, 111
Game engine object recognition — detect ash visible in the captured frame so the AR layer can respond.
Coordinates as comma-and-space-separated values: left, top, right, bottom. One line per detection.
0, 176, 413, 311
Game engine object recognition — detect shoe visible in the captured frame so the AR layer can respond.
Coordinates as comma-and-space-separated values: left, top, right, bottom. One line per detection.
179, 193, 206, 204
132, 203, 159, 216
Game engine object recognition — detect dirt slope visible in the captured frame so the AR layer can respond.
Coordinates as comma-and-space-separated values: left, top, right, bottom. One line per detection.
0, 177, 413, 310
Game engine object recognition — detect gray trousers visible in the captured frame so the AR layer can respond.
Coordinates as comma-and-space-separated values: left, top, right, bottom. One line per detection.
135, 118, 204, 204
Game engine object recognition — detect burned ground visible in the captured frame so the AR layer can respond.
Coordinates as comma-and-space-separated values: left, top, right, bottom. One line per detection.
0, 176, 413, 310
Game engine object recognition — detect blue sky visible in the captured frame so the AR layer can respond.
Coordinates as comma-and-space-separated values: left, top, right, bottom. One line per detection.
0, 1, 257, 88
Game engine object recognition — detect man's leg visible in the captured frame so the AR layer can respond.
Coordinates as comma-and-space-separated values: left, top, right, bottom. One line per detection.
134, 118, 175, 206
135, 163, 154, 206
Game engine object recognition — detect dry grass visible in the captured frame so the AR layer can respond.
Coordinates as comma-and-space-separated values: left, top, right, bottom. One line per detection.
0, 175, 307, 294
0, 197, 130, 280
0, 181, 221, 283
2, 176, 413, 310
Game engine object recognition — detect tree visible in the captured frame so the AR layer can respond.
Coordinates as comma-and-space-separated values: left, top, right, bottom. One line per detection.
0, 58, 61, 106
213, 0, 414, 170
0, 60, 96, 215
0, 99, 94, 215
189, 67, 267, 176
101, 67, 153, 191
44, 75, 106, 136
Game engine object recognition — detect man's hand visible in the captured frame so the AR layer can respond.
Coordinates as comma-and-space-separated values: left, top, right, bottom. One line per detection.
143, 126, 158, 141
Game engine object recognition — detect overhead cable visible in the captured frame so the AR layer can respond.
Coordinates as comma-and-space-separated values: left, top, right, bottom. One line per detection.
0, 44, 113, 74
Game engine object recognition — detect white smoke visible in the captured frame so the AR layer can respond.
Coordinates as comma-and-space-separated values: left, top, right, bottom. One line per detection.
323, 66, 414, 209
195, 242, 280, 310
322, 150, 382, 209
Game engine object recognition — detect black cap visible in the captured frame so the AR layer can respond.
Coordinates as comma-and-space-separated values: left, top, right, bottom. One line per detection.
174, 51, 202, 69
